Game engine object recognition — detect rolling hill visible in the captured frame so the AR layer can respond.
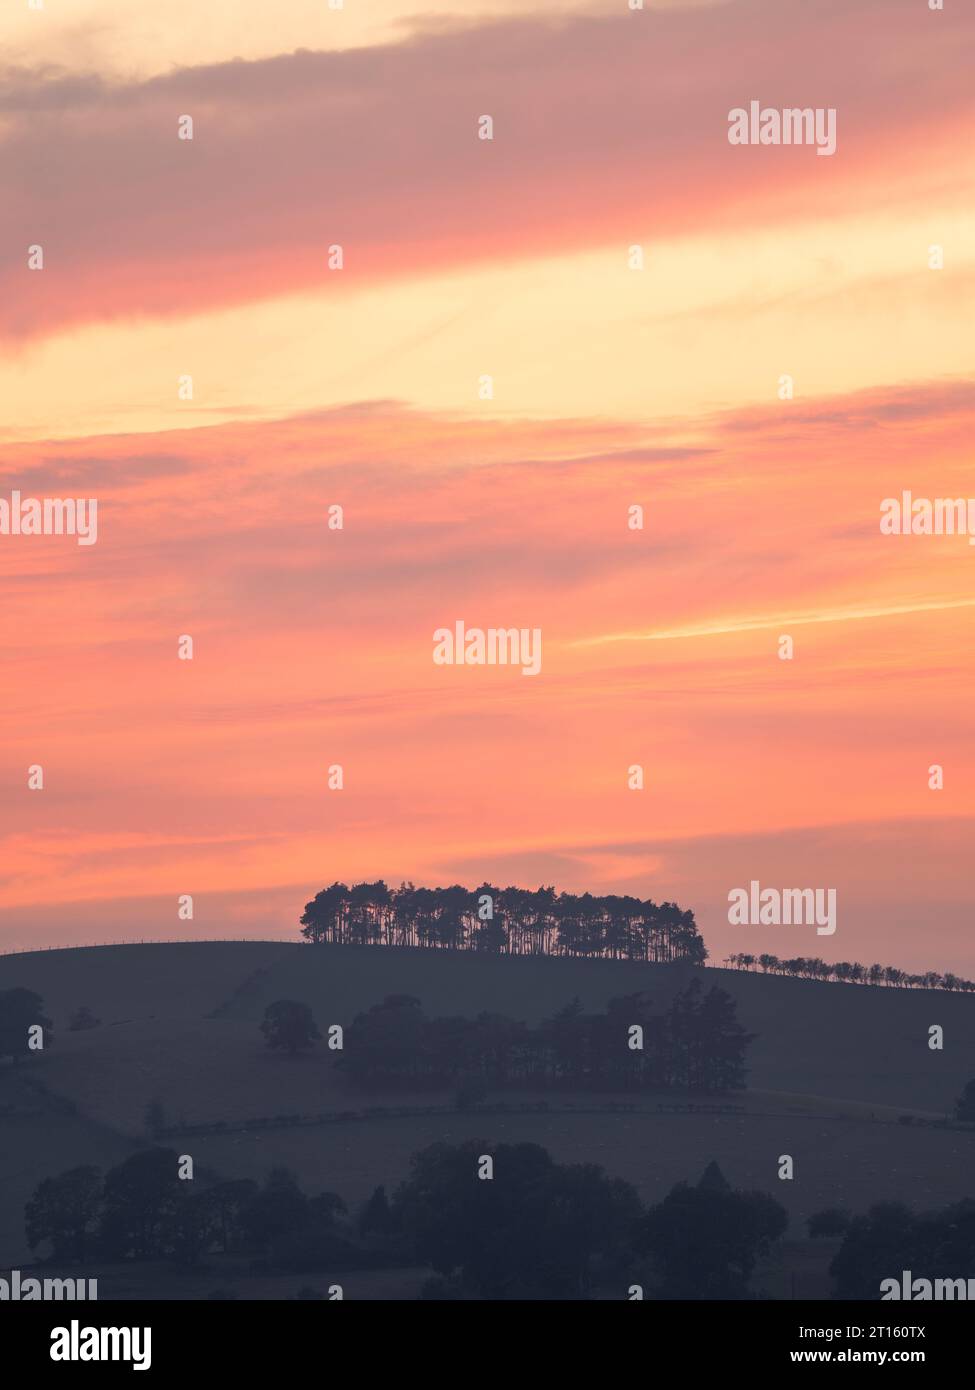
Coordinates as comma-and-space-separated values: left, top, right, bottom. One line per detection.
1, 941, 972, 1287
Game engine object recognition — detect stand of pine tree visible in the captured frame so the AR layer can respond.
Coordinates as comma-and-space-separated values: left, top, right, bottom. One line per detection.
300, 881, 706, 963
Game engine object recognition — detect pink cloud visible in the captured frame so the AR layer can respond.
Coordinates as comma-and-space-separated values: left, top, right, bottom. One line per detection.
2, 0, 973, 340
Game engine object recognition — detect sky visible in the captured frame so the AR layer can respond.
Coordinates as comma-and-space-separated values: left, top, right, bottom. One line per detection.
1, 0, 973, 973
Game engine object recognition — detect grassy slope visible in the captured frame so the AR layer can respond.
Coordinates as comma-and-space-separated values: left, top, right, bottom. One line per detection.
5, 939, 967, 1104
2, 941, 972, 1275
0, 1073, 137, 1266
245, 945, 973, 1112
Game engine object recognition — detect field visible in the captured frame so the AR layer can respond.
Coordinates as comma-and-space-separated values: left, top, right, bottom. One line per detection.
1, 941, 973, 1292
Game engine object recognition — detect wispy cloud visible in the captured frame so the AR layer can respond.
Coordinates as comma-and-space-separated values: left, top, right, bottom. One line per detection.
573, 597, 975, 646
2, 0, 972, 341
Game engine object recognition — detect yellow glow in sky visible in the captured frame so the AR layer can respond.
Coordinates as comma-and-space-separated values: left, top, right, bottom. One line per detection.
3, 208, 972, 444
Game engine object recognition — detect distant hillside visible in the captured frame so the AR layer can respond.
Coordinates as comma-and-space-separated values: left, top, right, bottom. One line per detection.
2, 941, 973, 1274
2, 940, 972, 1112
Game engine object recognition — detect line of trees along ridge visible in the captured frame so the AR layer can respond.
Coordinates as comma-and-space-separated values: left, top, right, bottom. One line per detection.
724, 953, 975, 994
300, 881, 707, 963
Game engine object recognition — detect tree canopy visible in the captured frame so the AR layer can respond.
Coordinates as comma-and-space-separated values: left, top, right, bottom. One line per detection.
300, 879, 706, 964
340, 981, 754, 1093
393, 1139, 642, 1299
260, 999, 322, 1055
635, 1166, 788, 1299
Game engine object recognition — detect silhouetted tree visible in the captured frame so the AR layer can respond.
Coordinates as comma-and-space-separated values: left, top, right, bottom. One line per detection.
829, 1202, 921, 1300
239, 1168, 308, 1252
206, 1179, 259, 1254
664, 980, 755, 1091
724, 953, 973, 993
697, 1161, 731, 1193
170, 1191, 216, 1267
299, 880, 708, 965
392, 1139, 642, 1299
260, 999, 321, 1055
99, 1149, 184, 1260
341, 995, 426, 1086
241, 1173, 350, 1270
635, 1165, 788, 1299
695, 984, 755, 1090
299, 882, 350, 944
272, 1190, 352, 1271
831, 1199, 975, 1301
339, 986, 753, 1094
358, 1185, 394, 1239
25, 1166, 102, 1262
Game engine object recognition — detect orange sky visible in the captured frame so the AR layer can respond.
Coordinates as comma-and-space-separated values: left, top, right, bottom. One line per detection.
1, 0, 973, 973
